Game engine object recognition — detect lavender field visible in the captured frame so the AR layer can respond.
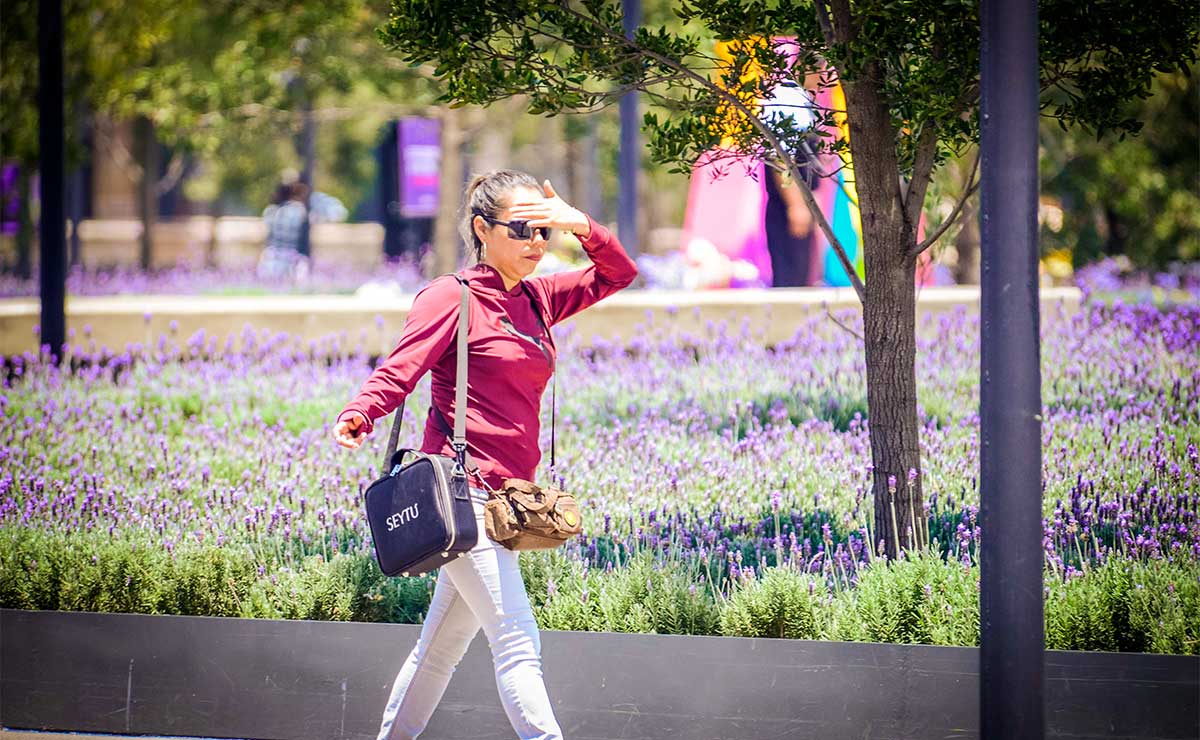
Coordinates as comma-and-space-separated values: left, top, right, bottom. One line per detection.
2, 293, 1198, 652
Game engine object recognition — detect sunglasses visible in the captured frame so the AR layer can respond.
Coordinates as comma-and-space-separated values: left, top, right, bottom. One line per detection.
478, 214, 550, 241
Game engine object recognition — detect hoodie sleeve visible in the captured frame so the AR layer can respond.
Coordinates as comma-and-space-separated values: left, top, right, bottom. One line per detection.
526, 213, 638, 326
336, 275, 461, 435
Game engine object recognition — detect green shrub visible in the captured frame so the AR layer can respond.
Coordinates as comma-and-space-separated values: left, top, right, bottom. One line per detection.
1127, 559, 1200, 655
353, 558, 434, 624
3, 527, 1196, 655
240, 553, 432, 622
61, 541, 166, 614
1045, 559, 1137, 652
828, 550, 979, 646
152, 546, 258, 617
530, 551, 719, 636
1, 529, 74, 610
1046, 558, 1199, 654
0, 529, 432, 622
720, 566, 824, 640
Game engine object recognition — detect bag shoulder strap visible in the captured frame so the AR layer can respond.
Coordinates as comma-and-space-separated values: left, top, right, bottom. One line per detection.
383, 273, 471, 475
518, 282, 557, 475
449, 275, 470, 456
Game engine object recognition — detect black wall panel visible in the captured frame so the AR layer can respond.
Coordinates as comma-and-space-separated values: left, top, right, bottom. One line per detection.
2, 610, 1196, 740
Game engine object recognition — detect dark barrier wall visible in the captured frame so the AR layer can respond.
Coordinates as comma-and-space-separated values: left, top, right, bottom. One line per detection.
2, 610, 1196, 740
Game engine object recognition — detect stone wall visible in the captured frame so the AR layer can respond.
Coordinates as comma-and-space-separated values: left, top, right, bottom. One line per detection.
0, 218, 387, 271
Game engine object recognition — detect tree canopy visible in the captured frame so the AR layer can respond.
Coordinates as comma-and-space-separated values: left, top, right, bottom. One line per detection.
381, 0, 1197, 250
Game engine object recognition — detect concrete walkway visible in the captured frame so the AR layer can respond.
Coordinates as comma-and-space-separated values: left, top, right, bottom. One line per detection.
2, 732, 224, 740
0, 286, 1081, 356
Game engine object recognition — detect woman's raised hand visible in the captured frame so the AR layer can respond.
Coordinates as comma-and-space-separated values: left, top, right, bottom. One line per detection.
507, 180, 591, 238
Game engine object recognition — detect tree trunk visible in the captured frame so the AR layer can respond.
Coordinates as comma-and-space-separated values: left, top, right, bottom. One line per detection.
135, 115, 158, 271
471, 101, 516, 174
842, 72, 927, 561
15, 168, 35, 280
565, 115, 602, 224
565, 120, 585, 211
68, 165, 84, 268
540, 115, 567, 195
862, 247, 927, 559
1102, 205, 1125, 257
206, 198, 223, 269
954, 196, 980, 284
431, 107, 464, 277
297, 96, 316, 259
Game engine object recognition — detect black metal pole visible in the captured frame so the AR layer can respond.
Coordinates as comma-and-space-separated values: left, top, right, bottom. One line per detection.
38, 0, 66, 361
617, 0, 640, 255
979, 0, 1044, 737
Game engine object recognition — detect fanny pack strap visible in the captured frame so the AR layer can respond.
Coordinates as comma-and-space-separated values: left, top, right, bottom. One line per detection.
518, 282, 556, 474
383, 275, 471, 476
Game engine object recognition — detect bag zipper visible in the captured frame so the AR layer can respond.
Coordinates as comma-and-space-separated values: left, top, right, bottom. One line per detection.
429, 455, 458, 552
393, 453, 459, 555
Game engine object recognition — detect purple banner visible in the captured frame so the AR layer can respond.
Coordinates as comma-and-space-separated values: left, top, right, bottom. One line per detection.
397, 117, 441, 218
1, 163, 19, 235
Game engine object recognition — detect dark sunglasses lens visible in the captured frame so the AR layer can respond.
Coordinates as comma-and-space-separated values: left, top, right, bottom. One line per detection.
504, 220, 549, 241
508, 221, 549, 240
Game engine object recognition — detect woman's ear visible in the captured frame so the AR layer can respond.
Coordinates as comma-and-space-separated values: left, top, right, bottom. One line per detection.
472, 214, 489, 245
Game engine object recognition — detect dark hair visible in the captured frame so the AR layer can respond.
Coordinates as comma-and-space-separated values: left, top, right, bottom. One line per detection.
270, 182, 291, 206
288, 181, 311, 203
460, 169, 540, 261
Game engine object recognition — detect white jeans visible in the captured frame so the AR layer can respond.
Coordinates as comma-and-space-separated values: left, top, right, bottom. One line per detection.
377, 488, 563, 740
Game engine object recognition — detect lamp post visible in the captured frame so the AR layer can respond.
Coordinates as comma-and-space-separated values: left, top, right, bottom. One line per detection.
617, 0, 640, 255
979, 0, 1045, 737
38, 0, 66, 362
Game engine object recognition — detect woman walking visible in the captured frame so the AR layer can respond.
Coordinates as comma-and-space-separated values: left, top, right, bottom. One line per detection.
332, 170, 637, 739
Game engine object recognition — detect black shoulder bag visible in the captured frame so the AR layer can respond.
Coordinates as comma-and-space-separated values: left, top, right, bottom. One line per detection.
362, 275, 478, 577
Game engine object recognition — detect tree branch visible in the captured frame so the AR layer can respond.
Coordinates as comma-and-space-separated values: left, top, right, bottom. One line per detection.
828, 0, 855, 43
154, 152, 187, 196
824, 304, 864, 341
910, 148, 980, 258
93, 117, 143, 183
903, 120, 938, 233
814, 0, 836, 47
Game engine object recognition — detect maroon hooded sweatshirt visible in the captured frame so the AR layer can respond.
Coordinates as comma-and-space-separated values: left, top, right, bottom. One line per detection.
337, 215, 637, 490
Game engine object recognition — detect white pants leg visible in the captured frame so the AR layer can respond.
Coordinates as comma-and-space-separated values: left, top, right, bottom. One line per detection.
377, 489, 563, 740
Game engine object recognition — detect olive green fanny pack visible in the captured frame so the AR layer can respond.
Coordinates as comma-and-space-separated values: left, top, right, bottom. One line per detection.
484, 478, 583, 550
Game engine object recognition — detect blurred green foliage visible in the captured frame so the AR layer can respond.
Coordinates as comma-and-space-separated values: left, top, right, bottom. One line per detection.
0, 0, 439, 214
1041, 71, 1200, 269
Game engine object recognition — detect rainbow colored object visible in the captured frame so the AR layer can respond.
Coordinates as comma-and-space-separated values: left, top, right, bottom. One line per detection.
681, 39, 866, 287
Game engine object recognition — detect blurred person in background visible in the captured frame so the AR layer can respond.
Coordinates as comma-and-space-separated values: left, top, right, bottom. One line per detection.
258, 180, 312, 283
760, 68, 822, 287
258, 177, 348, 283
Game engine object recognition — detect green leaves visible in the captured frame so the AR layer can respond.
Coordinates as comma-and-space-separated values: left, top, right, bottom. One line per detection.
4, 525, 1196, 653
376, 0, 1197, 212
720, 565, 825, 639
1038, 0, 1198, 146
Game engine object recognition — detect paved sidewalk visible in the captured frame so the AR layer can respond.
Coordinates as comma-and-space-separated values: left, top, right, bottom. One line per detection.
2, 732, 229, 740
